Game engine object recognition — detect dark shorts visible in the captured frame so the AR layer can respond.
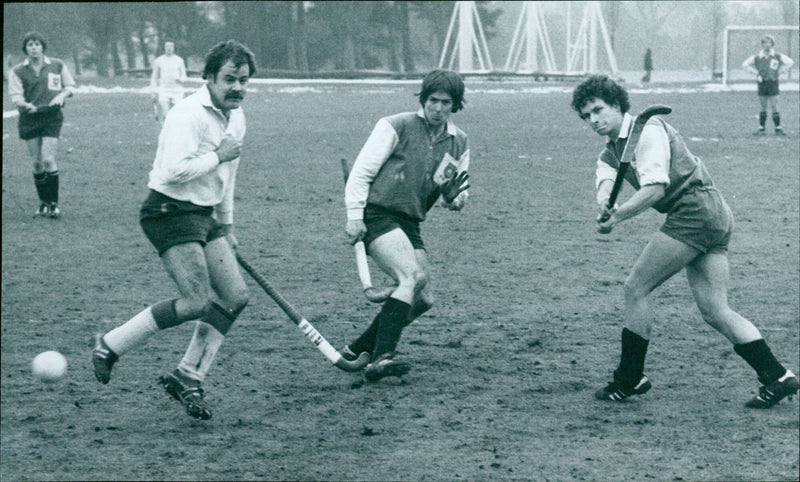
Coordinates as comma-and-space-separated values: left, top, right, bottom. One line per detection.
139, 190, 226, 256
660, 186, 734, 254
363, 205, 425, 251
18, 108, 63, 140
758, 80, 779, 97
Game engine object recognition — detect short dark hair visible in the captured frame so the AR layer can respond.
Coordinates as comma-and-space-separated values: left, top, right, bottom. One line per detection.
202, 40, 257, 81
571, 75, 630, 115
22, 31, 47, 54
417, 69, 466, 113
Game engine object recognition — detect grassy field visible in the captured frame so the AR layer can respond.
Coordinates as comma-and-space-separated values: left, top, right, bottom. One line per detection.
2, 78, 799, 481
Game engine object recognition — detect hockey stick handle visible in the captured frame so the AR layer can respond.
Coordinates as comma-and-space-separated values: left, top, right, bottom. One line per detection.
600, 163, 630, 222
599, 105, 672, 223
341, 158, 394, 303
236, 253, 369, 372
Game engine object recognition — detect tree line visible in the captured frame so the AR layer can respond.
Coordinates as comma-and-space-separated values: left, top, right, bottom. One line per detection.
3, 1, 501, 77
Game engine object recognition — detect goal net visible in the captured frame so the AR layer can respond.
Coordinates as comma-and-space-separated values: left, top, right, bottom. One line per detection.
722, 25, 799, 86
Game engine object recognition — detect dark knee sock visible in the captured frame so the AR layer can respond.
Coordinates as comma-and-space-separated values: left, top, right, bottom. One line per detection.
772, 112, 781, 128
351, 299, 428, 353
44, 171, 59, 204
734, 339, 786, 385
614, 328, 649, 385
33, 172, 47, 202
759, 111, 767, 128
372, 298, 412, 359
404, 299, 432, 328
350, 316, 380, 355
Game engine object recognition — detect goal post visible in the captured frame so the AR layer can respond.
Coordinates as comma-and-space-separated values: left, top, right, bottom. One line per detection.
722, 25, 799, 87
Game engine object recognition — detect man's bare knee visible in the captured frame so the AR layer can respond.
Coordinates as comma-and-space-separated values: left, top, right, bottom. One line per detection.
412, 269, 428, 294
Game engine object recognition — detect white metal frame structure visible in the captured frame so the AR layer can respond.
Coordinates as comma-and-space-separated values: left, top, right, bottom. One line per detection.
504, 2, 558, 73
565, 1, 618, 76
438, 1, 494, 73
721, 25, 799, 87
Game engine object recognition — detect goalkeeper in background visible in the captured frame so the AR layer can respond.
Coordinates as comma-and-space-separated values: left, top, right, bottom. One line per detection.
741, 34, 794, 136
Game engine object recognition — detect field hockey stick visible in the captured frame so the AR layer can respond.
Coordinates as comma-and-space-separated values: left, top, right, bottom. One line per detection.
236, 253, 370, 372
600, 104, 672, 222
339, 158, 395, 303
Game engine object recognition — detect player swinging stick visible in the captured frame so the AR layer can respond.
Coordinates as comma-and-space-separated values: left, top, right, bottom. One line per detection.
571, 75, 797, 408
343, 69, 470, 382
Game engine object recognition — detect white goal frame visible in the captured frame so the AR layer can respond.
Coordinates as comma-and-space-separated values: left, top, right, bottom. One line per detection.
722, 25, 799, 87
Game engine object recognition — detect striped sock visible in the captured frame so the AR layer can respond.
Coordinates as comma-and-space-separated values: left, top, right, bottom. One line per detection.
103, 306, 160, 356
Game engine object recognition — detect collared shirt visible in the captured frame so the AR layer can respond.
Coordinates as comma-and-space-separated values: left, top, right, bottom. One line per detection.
147, 84, 246, 224
742, 49, 794, 82
345, 108, 469, 222
150, 54, 187, 91
8, 56, 75, 107
595, 112, 713, 213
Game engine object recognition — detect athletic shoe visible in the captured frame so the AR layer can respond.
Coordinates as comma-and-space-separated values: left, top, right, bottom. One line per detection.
341, 345, 369, 362
48, 203, 61, 219
745, 370, 799, 409
91, 334, 118, 384
753, 128, 766, 136
364, 353, 411, 382
34, 203, 49, 217
775, 127, 786, 136
158, 373, 212, 420
595, 375, 652, 401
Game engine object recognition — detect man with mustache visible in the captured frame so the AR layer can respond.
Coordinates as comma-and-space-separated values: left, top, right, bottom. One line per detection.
572, 75, 797, 408
343, 69, 471, 382
92, 40, 256, 420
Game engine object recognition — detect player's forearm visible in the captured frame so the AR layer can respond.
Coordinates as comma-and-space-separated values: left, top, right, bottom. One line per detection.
614, 184, 665, 222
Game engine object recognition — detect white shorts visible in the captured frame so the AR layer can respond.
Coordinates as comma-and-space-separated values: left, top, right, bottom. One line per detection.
158, 89, 184, 104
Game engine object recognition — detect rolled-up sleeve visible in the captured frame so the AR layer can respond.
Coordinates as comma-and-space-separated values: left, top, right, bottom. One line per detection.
634, 122, 670, 187
345, 118, 398, 220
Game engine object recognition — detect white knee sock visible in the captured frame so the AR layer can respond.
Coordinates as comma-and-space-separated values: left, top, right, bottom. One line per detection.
177, 321, 225, 383
103, 307, 159, 356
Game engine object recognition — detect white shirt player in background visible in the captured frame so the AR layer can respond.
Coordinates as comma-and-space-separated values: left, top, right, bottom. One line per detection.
150, 40, 187, 124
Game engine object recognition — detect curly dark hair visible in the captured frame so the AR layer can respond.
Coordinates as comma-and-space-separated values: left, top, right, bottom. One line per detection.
22, 31, 47, 54
203, 40, 257, 81
571, 75, 630, 117
416, 69, 466, 113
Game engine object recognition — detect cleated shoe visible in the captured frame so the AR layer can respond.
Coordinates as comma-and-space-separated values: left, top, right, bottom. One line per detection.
775, 127, 786, 136
745, 370, 799, 409
595, 375, 651, 402
341, 345, 369, 363
158, 373, 212, 420
92, 334, 118, 384
753, 128, 766, 136
34, 203, 49, 217
364, 353, 411, 382
48, 203, 61, 219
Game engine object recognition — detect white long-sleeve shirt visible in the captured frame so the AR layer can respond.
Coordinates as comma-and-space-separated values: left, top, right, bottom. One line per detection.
147, 84, 245, 224
150, 54, 187, 92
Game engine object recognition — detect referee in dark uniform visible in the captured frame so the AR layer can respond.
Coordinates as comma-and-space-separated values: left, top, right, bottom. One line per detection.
7, 32, 75, 218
